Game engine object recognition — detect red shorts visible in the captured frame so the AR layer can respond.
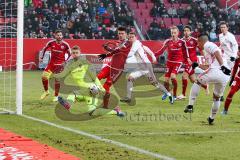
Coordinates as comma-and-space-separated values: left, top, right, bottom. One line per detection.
97, 65, 123, 84
165, 61, 182, 78
44, 63, 63, 74
183, 63, 195, 75
231, 76, 240, 90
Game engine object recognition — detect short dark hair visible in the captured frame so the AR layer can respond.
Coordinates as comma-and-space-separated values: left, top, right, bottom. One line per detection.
118, 26, 126, 32
184, 25, 192, 31
129, 32, 136, 36
198, 33, 209, 41
219, 21, 229, 28
55, 29, 62, 34
72, 45, 80, 51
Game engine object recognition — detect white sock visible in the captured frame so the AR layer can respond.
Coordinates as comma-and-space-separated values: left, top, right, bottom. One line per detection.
210, 100, 221, 119
155, 83, 170, 95
189, 83, 200, 105
127, 80, 133, 99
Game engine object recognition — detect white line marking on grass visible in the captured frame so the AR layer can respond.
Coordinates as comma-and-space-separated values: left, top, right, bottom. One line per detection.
95, 130, 240, 136
20, 114, 175, 160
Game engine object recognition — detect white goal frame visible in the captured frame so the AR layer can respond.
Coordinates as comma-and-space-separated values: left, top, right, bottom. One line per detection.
16, 0, 24, 115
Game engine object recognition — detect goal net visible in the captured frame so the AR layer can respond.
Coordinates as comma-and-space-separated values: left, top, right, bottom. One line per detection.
0, 0, 23, 114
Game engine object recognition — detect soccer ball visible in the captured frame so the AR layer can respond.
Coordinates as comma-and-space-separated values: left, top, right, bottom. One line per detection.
89, 84, 99, 96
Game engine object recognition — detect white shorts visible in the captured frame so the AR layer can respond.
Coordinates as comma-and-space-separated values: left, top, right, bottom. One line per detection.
129, 65, 157, 84
197, 68, 230, 97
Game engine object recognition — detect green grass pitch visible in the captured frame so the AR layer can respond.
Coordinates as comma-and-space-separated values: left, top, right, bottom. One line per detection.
0, 71, 240, 160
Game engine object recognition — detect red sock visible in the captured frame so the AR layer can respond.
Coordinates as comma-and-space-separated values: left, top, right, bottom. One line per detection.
55, 80, 60, 96
171, 78, 178, 97
103, 82, 111, 93
201, 84, 207, 89
224, 97, 232, 111
224, 86, 239, 111
103, 93, 110, 109
164, 82, 170, 91
182, 78, 188, 96
42, 78, 48, 91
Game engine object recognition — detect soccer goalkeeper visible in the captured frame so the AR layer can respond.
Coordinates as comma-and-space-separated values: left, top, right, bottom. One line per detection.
53, 45, 124, 117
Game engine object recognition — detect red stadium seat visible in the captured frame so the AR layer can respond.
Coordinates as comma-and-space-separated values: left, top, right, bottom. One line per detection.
138, 3, 146, 10
142, 10, 150, 18
181, 18, 189, 25
144, 0, 152, 3
163, 18, 173, 27
165, 3, 172, 9
146, 3, 154, 9
163, 0, 170, 5
134, 10, 142, 19
173, 4, 179, 9
0, 18, 4, 24
180, 4, 190, 8
235, 35, 240, 42
172, 18, 180, 25
129, 2, 138, 10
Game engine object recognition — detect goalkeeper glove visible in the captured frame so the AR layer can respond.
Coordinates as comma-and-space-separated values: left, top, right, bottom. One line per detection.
230, 56, 236, 62
98, 54, 107, 61
229, 76, 234, 86
192, 62, 199, 69
220, 65, 231, 76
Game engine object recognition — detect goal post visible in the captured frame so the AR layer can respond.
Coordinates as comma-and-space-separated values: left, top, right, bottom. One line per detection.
16, 0, 24, 115
0, 0, 23, 115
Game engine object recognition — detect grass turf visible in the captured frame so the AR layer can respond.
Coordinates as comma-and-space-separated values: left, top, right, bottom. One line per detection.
0, 71, 240, 160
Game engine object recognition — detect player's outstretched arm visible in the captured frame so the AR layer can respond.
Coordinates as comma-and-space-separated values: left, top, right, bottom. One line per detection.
40, 41, 51, 62
155, 40, 168, 57
143, 45, 157, 63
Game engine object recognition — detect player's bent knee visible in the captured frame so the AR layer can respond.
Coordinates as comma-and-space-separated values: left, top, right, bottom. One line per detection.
128, 76, 134, 81
42, 71, 51, 80
213, 93, 220, 101
189, 75, 196, 83
170, 74, 176, 79
182, 72, 188, 79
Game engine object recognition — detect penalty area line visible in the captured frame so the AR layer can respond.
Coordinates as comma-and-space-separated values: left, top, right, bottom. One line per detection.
20, 114, 175, 160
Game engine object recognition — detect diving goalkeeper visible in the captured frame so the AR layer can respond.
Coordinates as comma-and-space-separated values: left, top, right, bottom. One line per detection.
53, 45, 124, 117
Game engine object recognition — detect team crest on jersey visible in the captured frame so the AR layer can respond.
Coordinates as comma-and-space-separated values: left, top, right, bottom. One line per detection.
61, 45, 64, 49
190, 40, 193, 44
178, 43, 182, 47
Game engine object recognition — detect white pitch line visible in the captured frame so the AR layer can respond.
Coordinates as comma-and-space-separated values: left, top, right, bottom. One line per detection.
20, 114, 175, 160
94, 130, 240, 136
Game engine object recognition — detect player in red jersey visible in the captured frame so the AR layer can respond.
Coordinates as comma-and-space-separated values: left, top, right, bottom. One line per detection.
177, 25, 198, 100
97, 27, 132, 108
221, 47, 240, 115
39, 30, 71, 102
155, 26, 188, 100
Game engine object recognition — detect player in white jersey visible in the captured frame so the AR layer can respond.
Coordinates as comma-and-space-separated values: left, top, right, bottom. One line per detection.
218, 21, 238, 102
120, 32, 174, 104
184, 34, 231, 125
219, 21, 238, 69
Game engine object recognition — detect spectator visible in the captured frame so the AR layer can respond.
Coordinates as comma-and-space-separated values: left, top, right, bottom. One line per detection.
102, 10, 112, 26
167, 6, 177, 17
98, 2, 106, 15
209, 29, 218, 42
177, 6, 185, 18
150, 19, 159, 29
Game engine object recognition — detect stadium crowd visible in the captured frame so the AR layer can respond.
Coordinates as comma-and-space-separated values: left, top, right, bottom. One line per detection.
147, 0, 240, 40
23, 0, 134, 39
